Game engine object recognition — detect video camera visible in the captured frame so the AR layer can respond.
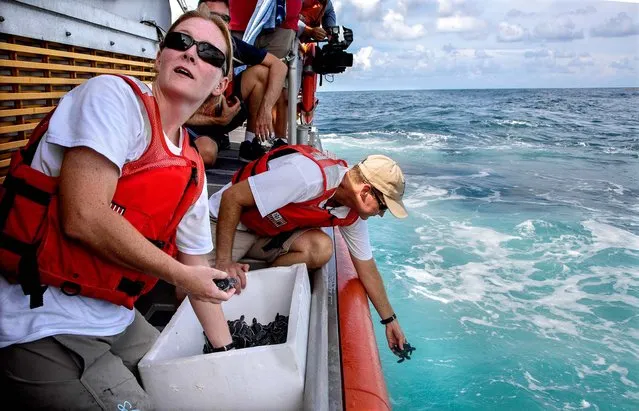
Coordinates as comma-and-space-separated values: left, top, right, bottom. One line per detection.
312, 26, 354, 75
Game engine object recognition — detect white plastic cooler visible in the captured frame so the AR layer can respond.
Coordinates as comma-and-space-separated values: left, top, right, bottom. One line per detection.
138, 264, 311, 411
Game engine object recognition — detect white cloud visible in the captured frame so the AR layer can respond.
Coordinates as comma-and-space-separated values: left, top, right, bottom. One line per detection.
319, 1, 639, 90
524, 48, 552, 59
353, 46, 374, 70
474, 49, 491, 59
442, 43, 457, 54
506, 9, 538, 19
438, 0, 482, 17
349, 0, 381, 19
382, 10, 426, 40
533, 17, 584, 42
591, 12, 639, 37
436, 16, 487, 33
558, 6, 597, 17
568, 54, 595, 67
332, 0, 343, 16
555, 50, 576, 59
610, 57, 635, 70
497, 22, 528, 42
397, 0, 431, 14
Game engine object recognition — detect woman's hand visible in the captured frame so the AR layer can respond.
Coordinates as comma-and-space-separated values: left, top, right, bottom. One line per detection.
177, 264, 235, 303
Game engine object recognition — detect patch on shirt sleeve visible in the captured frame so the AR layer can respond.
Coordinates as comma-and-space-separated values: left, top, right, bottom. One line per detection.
267, 211, 287, 228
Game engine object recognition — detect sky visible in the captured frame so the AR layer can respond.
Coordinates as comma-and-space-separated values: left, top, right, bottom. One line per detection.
173, 0, 639, 91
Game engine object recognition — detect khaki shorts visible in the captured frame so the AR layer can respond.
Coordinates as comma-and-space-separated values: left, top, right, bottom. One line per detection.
209, 219, 309, 265
255, 28, 296, 59
0, 310, 158, 410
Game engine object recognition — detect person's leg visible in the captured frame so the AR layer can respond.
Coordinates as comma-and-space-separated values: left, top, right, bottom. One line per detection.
273, 91, 288, 141
187, 127, 219, 168
208, 219, 260, 266
246, 229, 333, 270
271, 229, 333, 269
255, 28, 295, 60
109, 310, 159, 381
194, 136, 219, 168
0, 333, 153, 410
240, 64, 269, 136
1, 337, 102, 410
255, 29, 297, 142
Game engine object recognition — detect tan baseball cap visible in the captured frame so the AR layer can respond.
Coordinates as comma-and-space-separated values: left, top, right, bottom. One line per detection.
358, 154, 408, 218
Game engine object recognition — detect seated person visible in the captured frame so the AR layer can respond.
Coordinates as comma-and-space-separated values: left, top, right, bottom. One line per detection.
229, 0, 303, 149
229, 0, 301, 59
209, 145, 408, 354
188, 0, 287, 166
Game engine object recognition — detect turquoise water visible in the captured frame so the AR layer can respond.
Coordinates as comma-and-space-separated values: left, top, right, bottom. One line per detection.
315, 89, 639, 410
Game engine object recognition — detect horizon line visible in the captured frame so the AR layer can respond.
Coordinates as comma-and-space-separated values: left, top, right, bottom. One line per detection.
318, 85, 639, 93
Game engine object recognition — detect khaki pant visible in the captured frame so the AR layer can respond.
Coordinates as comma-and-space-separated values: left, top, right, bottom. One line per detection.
254, 28, 296, 59
230, 28, 296, 60
208, 219, 309, 265
0, 310, 158, 410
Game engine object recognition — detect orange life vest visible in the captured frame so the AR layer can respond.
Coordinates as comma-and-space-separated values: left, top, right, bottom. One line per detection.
231, 145, 359, 237
300, 0, 326, 29
0, 75, 205, 309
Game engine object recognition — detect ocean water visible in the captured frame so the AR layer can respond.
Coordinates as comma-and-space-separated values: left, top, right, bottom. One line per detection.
314, 88, 639, 411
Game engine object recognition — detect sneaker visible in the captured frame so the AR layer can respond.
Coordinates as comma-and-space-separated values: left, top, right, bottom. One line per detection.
239, 138, 266, 163
270, 138, 288, 151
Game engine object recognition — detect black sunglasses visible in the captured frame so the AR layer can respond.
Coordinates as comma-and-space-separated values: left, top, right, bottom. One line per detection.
163, 32, 227, 75
362, 175, 388, 212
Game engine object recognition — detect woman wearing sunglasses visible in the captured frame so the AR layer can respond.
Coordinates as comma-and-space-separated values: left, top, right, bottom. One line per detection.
0, 7, 238, 410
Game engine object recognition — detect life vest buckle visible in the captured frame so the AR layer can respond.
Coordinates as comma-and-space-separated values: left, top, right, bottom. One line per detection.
60, 281, 81, 296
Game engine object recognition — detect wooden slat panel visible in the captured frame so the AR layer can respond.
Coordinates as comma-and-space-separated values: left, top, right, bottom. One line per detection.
0, 106, 54, 117
0, 123, 37, 133
0, 140, 28, 151
0, 60, 154, 77
0, 92, 66, 101
1, 35, 157, 180
0, 42, 155, 68
0, 76, 86, 85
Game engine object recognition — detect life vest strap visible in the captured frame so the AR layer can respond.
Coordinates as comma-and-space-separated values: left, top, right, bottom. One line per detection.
3, 174, 53, 206
117, 277, 145, 297
17, 242, 46, 309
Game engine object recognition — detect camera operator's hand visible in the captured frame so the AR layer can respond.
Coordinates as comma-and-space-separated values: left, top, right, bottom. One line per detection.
310, 27, 327, 40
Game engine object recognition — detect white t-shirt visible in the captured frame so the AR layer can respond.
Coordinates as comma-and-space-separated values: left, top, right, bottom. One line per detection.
0, 75, 213, 348
208, 153, 373, 261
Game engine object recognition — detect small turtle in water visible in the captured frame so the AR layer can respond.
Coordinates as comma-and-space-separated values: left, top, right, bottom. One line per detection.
391, 342, 416, 363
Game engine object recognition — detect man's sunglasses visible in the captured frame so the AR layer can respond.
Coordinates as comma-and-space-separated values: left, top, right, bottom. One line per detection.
211, 12, 231, 24
196, 1, 232, 23
162, 32, 227, 75
362, 175, 388, 213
